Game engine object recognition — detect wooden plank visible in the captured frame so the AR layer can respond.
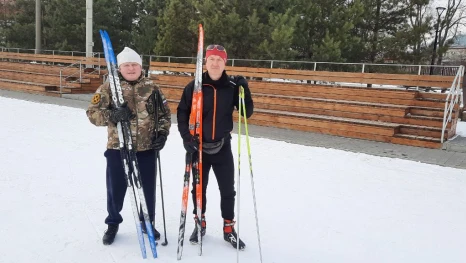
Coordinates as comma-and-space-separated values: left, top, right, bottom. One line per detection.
248, 67, 453, 83
253, 84, 419, 99
151, 61, 452, 83
153, 74, 424, 100
0, 62, 77, 75
412, 100, 446, 109
254, 96, 408, 117
0, 68, 73, 77
154, 66, 197, 73
248, 118, 395, 143
150, 61, 195, 68
0, 80, 66, 97
0, 52, 106, 66
162, 86, 448, 128
257, 103, 446, 128
149, 61, 455, 88
408, 107, 450, 118
390, 136, 441, 148
0, 80, 49, 92
159, 84, 416, 110
152, 73, 433, 98
164, 97, 448, 148
398, 126, 445, 138
0, 71, 82, 89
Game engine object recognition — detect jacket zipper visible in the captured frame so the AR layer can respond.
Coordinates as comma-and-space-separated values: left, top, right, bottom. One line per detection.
203, 84, 217, 140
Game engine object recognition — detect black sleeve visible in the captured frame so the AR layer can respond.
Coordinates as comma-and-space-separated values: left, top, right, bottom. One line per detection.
177, 80, 195, 141
233, 75, 254, 118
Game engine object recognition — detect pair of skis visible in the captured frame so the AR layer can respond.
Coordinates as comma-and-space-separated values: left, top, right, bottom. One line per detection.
99, 30, 158, 259
177, 24, 204, 260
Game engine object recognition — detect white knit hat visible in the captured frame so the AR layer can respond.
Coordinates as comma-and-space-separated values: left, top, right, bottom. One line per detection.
117, 47, 142, 67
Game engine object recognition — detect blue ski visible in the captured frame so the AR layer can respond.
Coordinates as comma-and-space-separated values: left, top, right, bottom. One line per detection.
99, 30, 158, 259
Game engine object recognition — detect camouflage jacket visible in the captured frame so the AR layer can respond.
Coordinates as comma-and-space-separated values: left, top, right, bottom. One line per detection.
86, 77, 171, 151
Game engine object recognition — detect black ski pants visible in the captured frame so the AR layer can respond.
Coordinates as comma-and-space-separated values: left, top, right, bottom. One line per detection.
191, 137, 236, 220
104, 149, 156, 225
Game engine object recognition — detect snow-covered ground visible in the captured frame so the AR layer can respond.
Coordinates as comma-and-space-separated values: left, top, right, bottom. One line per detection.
1, 96, 466, 263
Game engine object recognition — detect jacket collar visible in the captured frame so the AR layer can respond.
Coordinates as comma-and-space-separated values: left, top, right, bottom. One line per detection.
203, 70, 230, 87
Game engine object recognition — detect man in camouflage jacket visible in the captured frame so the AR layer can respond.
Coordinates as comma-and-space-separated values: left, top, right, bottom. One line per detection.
86, 47, 171, 246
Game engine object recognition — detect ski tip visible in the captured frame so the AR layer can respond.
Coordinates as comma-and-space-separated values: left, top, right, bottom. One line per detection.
198, 24, 204, 52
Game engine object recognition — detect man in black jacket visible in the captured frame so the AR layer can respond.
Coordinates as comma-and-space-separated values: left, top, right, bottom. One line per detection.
177, 44, 253, 250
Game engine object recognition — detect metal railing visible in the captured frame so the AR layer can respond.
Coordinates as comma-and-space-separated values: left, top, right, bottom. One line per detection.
0, 47, 463, 101
0, 48, 104, 94
441, 65, 465, 143
146, 55, 461, 76
0, 47, 88, 56
1, 47, 461, 76
59, 61, 83, 95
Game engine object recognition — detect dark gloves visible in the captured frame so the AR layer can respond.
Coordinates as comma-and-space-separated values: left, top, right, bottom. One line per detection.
235, 77, 252, 117
109, 102, 134, 124
151, 134, 167, 151
236, 77, 248, 88
236, 77, 250, 95
184, 136, 199, 154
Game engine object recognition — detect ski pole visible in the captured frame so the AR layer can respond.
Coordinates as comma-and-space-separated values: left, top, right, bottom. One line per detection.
157, 151, 168, 246
240, 85, 263, 263
154, 89, 168, 246
236, 85, 243, 262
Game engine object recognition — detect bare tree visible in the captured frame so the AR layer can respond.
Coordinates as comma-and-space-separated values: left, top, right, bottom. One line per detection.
436, 0, 466, 64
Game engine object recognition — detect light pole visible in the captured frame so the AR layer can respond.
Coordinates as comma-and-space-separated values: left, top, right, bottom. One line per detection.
35, 0, 41, 54
85, 0, 93, 68
429, 6, 446, 75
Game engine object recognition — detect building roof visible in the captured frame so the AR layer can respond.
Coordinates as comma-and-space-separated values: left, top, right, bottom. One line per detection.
451, 34, 466, 47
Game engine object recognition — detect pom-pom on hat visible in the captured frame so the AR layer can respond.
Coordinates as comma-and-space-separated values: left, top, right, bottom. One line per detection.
117, 47, 142, 67
205, 44, 227, 63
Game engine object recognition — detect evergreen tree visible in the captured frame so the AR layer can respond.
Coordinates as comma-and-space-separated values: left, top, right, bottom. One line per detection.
382, 0, 432, 64
3, 0, 37, 49
356, 0, 410, 63
292, 0, 364, 62
43, 0, 86, 51
192, 0, 266, 60
92, 0, 120, 52
154, 0, 197, 58
258, 9, 298, 60
133, 0, 166, 55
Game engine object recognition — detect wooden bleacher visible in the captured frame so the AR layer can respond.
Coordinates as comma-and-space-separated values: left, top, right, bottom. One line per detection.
0, 52, 105, 96
0, 51, 460, 149
0, 51, 105, 66
149, 61, 463, 149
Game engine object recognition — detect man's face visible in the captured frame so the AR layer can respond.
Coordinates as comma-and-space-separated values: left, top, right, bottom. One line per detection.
119, 62, 142, 81
205, 55, 225, 80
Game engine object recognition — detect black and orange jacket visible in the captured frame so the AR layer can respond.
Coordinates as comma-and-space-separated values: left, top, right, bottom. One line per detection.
177, 71, 254, 143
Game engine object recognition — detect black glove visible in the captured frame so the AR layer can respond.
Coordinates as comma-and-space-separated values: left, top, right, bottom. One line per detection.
236, 77, 250, 95
109, 102, 134, 124
236, 77, 251, 117
151, 134, 167, 151
183, 136, 199, 154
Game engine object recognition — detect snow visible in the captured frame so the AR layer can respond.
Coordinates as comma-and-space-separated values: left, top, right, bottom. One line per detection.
456, 121, 466, 137
1, 96, 466, 263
